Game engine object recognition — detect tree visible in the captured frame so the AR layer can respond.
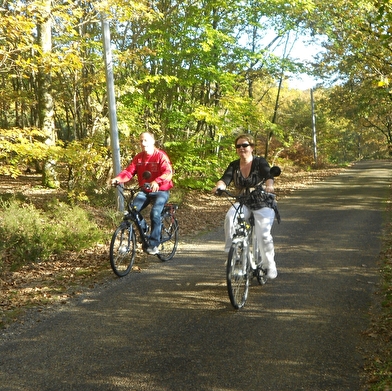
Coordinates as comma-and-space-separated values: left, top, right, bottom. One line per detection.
5, 0, 389, 191
304, 0, 392, 153
35, 0, 59, 187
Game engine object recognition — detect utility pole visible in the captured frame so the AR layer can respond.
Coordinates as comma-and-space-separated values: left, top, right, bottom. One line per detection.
101, 15, 123, 210
310, 88, 318, 165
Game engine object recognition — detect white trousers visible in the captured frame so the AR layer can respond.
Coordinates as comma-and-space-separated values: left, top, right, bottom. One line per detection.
224, 204, 276, 270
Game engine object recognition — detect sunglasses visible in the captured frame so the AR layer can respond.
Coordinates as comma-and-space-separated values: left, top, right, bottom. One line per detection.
235, 143, 251, 149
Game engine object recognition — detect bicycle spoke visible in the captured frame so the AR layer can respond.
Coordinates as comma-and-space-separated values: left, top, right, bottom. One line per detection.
110, 226, 136, 277
226, 241, 249, 309
157, 217, 179, 261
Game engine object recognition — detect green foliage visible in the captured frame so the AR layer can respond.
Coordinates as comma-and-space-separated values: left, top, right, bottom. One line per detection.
0, 198, 103, 271
165, 136, 235, 190
316, 86, 389, 161
305, 0, 392, 154
55, 138, 112, 202
0, 128, 53, 177
1, 0, 391, 191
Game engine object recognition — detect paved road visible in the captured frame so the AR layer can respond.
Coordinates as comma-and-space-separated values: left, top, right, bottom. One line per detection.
0, 160, 391, 391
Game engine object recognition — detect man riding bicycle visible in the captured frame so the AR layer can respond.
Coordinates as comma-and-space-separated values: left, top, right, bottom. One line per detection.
111, 132, 173, 255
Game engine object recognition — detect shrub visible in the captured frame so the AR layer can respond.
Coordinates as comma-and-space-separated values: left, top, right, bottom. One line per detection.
0, 199, 103, 271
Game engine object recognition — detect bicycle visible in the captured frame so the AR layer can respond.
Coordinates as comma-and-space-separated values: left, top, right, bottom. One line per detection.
217, 166, 281, 309
110, 183, 179, 277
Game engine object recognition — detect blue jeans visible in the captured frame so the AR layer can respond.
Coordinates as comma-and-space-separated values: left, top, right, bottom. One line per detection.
132, 190, 170, 247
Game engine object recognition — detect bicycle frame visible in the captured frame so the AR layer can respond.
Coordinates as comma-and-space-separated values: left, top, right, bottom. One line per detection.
117, 186, 150, 250
110, 184, 180, 277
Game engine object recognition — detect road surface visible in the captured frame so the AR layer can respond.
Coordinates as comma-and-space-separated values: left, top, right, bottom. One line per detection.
0, 160, 390, 391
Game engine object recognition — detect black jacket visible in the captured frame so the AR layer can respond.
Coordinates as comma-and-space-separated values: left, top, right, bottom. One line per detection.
219, 156, 272, 191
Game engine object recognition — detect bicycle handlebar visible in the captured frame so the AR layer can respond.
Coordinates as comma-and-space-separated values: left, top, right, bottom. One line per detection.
112, 181, 150, 192
216, 187, 280, 224
112, 183, 143, 211
216, 187, 276, 201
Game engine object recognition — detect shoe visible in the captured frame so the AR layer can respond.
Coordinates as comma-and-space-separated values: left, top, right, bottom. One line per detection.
267, 267, 278, 279
146, 246, 159, 255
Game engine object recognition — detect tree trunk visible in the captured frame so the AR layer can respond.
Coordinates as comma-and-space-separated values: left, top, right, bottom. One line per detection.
37, 0, 59, 188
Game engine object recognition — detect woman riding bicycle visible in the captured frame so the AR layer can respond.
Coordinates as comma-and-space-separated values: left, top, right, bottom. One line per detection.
211, 134, 278, 279
111, 132, 173, 255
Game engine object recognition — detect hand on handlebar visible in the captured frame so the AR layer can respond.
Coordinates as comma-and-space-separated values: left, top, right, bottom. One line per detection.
212, 181, 226, 195
147, 181, 159, 192
215, 188, 224, 196
213, 187, 226, 196
265, 185, 274, 194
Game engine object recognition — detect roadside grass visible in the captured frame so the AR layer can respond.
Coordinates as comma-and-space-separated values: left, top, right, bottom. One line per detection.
364, 184, 392, 390
0, 197, 109, 327
0, 197, 104, 272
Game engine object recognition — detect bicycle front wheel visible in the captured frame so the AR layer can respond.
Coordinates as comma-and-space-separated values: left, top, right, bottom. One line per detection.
227, 240, 249, 309
157, 217, 179, 261
110, 225, 136, 277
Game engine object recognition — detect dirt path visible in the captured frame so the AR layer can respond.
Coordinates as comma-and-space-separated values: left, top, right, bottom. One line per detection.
0, 160, 390, 390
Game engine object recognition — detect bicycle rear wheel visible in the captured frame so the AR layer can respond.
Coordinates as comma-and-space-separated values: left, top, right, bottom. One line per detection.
227, 240, 249, 309
110, 225, 136, 277
157, 216, 179, 261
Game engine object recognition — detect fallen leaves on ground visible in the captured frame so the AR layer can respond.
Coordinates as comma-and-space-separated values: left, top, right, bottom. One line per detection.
0, 165, 345, 328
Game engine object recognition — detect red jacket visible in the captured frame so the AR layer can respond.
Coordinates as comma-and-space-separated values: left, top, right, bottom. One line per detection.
116, 149, 173, 191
